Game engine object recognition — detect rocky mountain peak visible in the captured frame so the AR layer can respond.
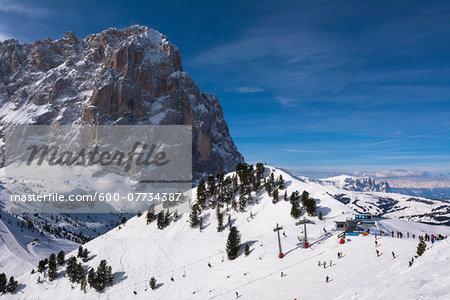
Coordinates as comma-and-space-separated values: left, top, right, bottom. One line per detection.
0, 25, 244, 180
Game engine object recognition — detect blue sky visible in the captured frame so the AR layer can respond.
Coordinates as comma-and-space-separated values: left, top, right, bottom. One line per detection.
1, 0, 449, 183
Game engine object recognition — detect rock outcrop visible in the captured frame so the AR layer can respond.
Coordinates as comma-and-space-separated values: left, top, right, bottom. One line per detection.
0, 25, 244, 180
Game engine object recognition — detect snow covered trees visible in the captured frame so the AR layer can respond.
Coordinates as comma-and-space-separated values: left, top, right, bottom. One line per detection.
226, 226, 241, 260
216, 207, 224, 232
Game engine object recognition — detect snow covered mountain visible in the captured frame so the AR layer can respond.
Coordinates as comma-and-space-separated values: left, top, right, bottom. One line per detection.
0, 25, 243, 180
307, 175, 391, 193
5, 167, 450, 299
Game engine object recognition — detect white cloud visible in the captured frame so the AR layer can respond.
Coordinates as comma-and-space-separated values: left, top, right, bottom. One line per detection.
0, 32, 10, 41
276, 96, 297, 107
234, 86, 264, 93
0, 0, 48, 17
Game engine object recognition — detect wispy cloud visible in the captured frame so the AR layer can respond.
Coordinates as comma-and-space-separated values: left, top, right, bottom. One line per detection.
0, 0, 48, 17
276, 96, 297, 107
234, 86, 264, 94
367, 128, 450, 146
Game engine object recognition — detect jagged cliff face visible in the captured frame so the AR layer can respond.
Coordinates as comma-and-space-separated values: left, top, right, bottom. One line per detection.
0, 25, 243, 180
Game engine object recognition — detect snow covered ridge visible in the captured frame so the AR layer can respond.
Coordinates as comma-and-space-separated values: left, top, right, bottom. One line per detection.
3, 166, 450, 299
307, 175, 392, 193
0, 25, 243, 180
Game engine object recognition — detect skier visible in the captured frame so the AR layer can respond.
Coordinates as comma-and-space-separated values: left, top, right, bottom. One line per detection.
392, 251, 396, 259
318, 261, 321, 266
235, 291, 239, 298
208, 262, 212, 268
376, 249, 380, 257
283, 231, 287, 238
323, 261, 327, 269
337, 252, 340, 259
326, 276, 329, 283
280, 272, 284, 277
171, 277, 174, 282
329, 260, 332, 267
133, 291, 137, 295
375, 241, 378, 247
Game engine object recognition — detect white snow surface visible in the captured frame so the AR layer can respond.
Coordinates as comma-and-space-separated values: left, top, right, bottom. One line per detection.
3, 167, 450, 299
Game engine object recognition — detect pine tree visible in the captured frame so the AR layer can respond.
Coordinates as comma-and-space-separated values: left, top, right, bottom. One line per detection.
272, 188, 279, 204
189, 204, 200, 228
157, 211, 165, 229
199, 216, 203, 231
238, 191, 246, 212
417, 237, 426, 256
146, 204, 155, 224
77, 246, 83, 258
88, 268, 96, 288
217, 211, 223, 232
284, 191, 288, 201
38, 259, 48, 273
48, 253, 57, 281
92, 260, 113, 292
301, 190, 309, 205
244, 244, 250, 256
164, 209, 170, 227
207, 174, 216, 199
80, 274, 87, 293
0, 273, 7, 293
57, 251, 65, 266
121, 216, 127, 224
150, 277, 157, 290
226, 226, 241, 260
66, 256, 78, 282
196, 180, 207, 210
6, 276, 18, 293
278, 175, 285, 189
290, 202, 302, 219
318, 211, 323, 220
173, 209, 179, 221
137, 210, 142, 217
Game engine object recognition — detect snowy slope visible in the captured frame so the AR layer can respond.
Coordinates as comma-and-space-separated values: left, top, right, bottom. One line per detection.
7, 167, 450, 299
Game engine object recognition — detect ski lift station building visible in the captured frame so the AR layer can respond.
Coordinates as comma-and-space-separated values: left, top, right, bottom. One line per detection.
334, 214, 375, 236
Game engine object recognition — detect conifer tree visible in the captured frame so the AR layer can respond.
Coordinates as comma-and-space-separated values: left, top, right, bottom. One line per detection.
217, 211, 223, 232
226, 226, 241, 260
244, 244, 250, 256
0, 273, 7, 293
173, 210, 179, 221
77, 246, 83, 258
146, 204, 156, 224
272, 188, 279, 204
291, 201, 301, 219
38, 259, 48, 273
196, 180, 207, 210
88, 268, 96, 288
189, 204, 200, 228
417, 237, 426, 256
150, 277, 157, 290
164, 209, 170, 227
157, 211, 165, 229
318, 211, 323, 220
57, 250, 65, 266
48, 253, 57, 281
80, 274, 87, 293
66, 256, 78, 283
6, 276, 18, 293
284, 191, 288, 201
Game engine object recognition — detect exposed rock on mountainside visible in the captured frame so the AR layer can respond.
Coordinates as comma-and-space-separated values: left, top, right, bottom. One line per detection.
0, 25, 243, 180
